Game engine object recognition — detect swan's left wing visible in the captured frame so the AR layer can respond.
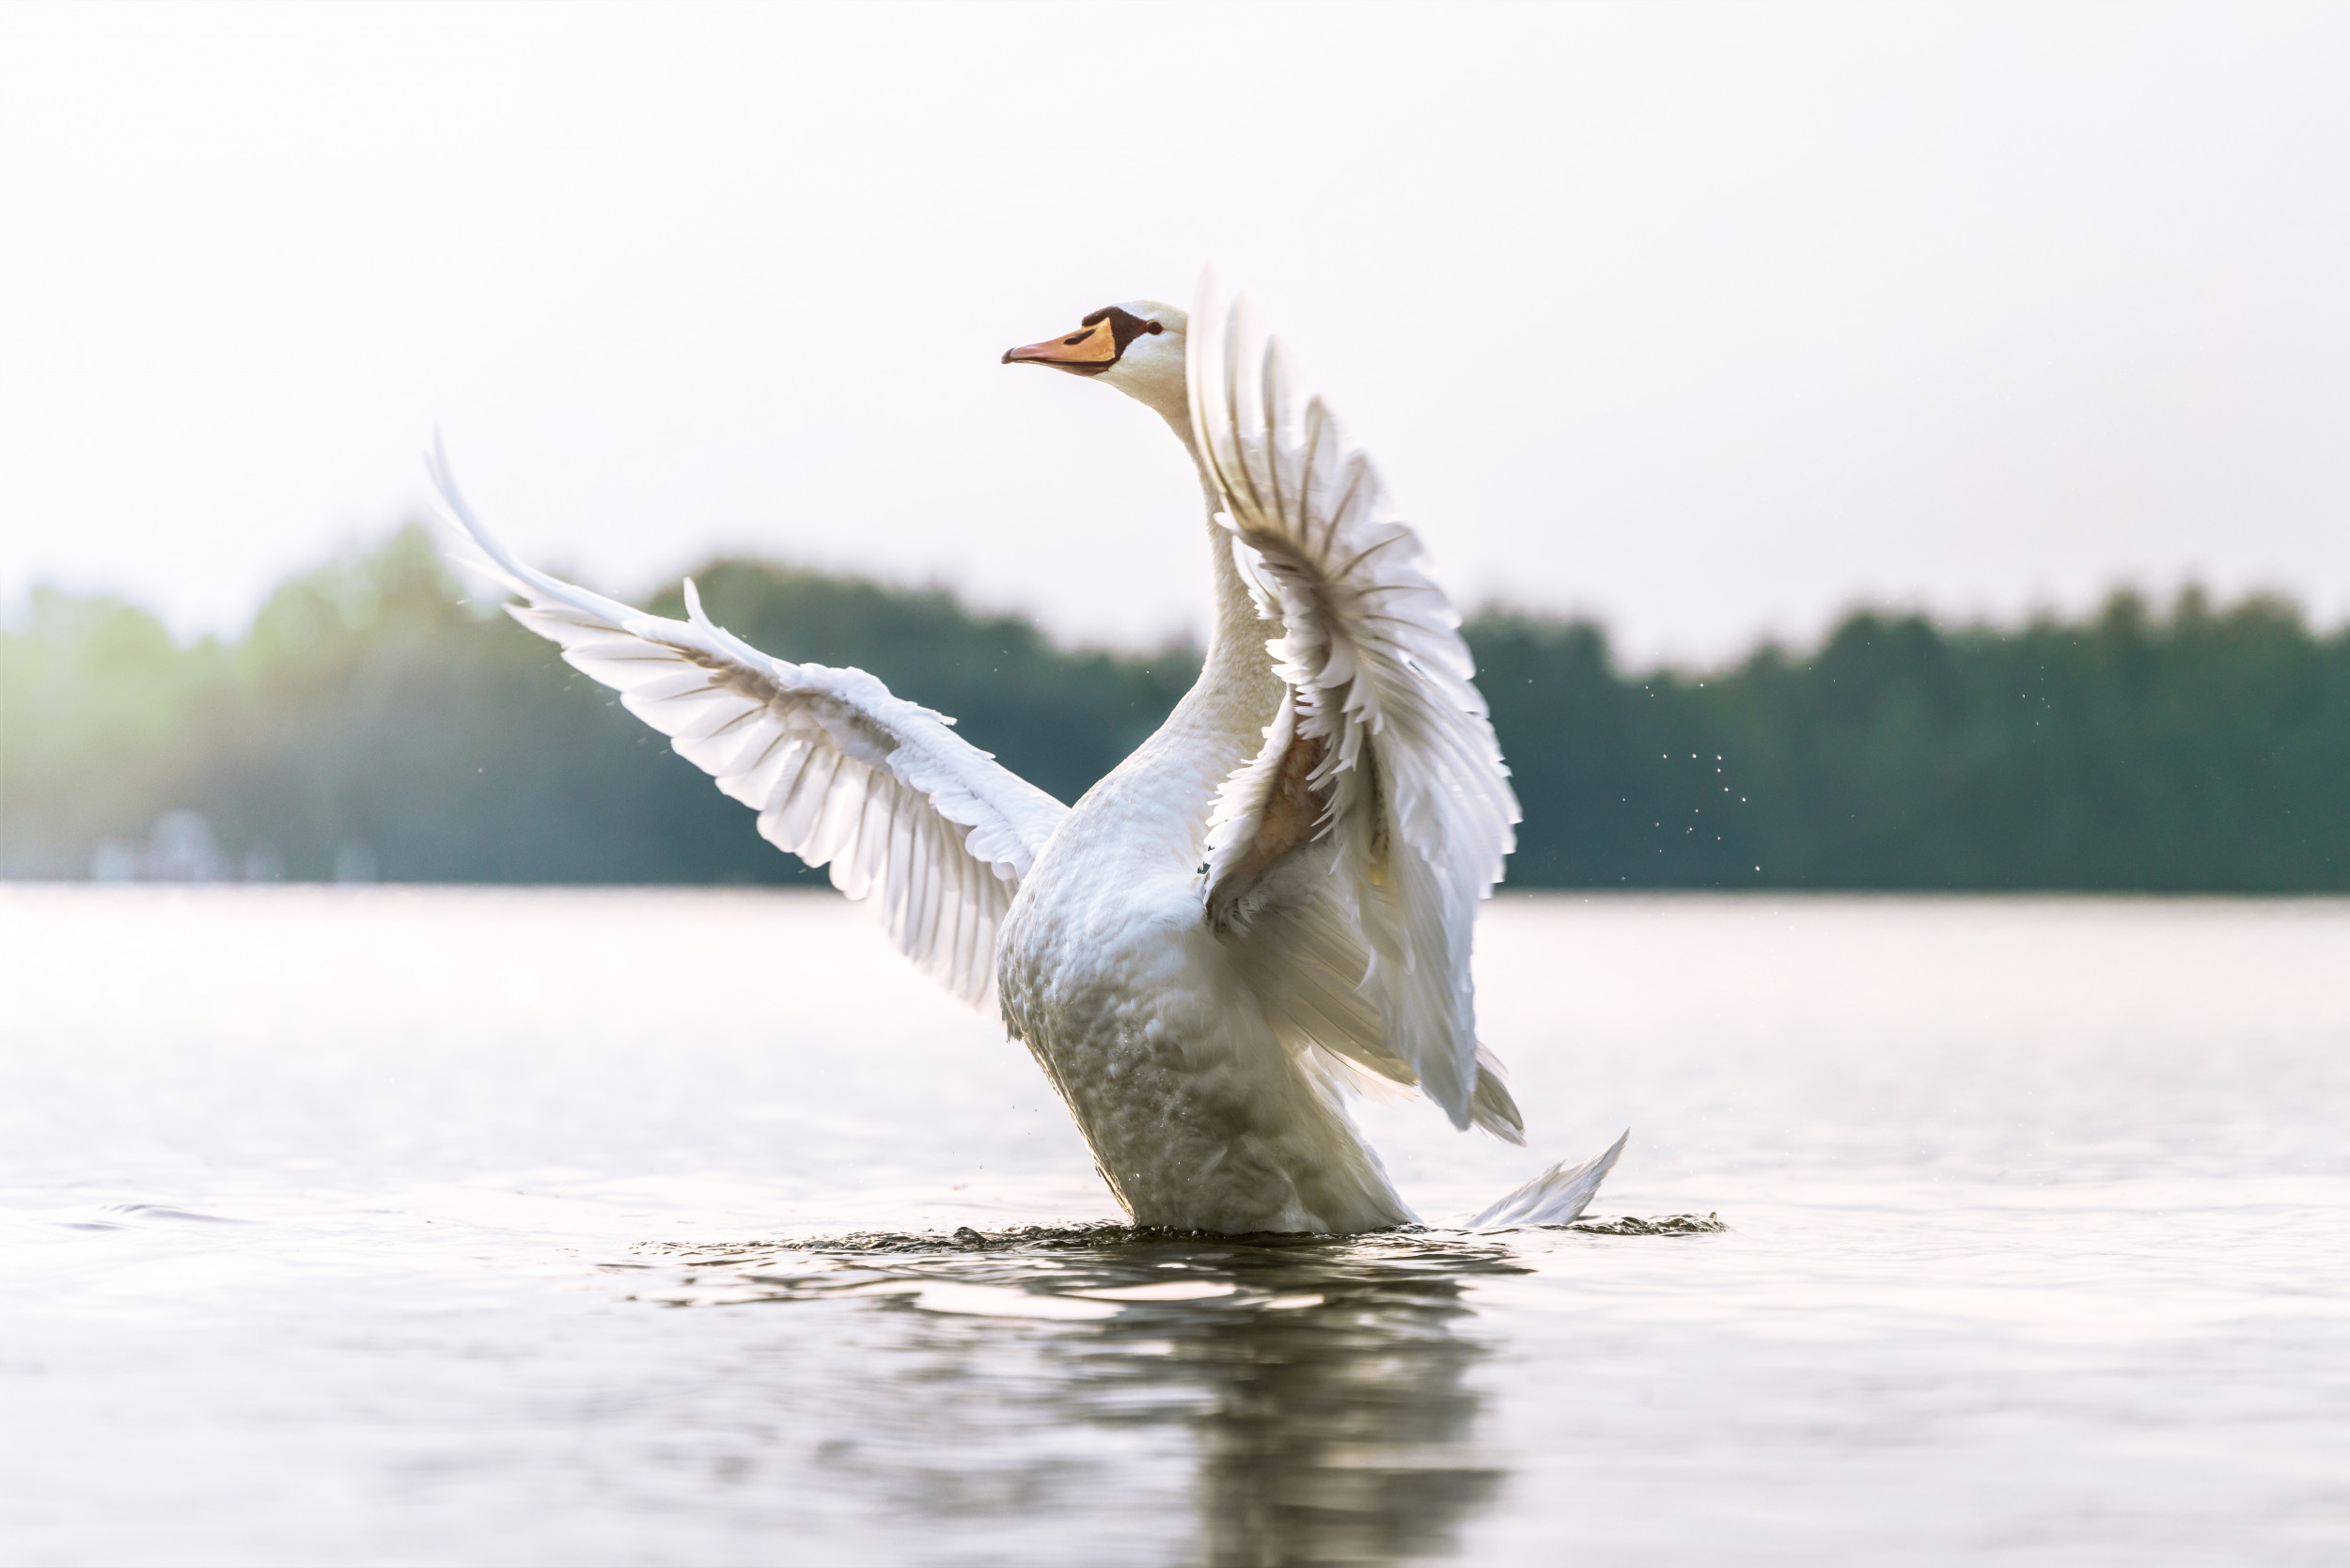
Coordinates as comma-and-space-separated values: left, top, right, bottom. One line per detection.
1189, 278, 1521, 1129
427, 442, 1068, 1010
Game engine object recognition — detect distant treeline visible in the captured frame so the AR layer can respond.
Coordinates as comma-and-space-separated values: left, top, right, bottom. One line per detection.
5, 526, 2347, 890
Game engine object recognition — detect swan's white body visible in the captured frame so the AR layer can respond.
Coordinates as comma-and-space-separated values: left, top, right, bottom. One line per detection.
431, 274, 1623, 1234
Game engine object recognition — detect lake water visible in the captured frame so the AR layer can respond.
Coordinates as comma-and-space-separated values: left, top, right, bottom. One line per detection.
0, 886, 2344, 1565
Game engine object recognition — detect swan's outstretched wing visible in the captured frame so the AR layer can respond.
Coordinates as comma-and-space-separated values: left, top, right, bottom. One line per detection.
1189, 277, 1521, 1130
427, 441, 1068, 1010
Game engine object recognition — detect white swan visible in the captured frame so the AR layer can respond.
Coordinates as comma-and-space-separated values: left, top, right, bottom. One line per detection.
428, 273, 1623, 1235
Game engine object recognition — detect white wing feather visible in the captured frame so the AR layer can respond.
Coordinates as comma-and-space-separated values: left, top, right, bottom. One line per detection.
1188, 276, 1521, 1128
425, 439, 1068, 1009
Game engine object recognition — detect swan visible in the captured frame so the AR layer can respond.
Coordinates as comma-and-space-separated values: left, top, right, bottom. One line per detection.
427, 273, 1624, 1235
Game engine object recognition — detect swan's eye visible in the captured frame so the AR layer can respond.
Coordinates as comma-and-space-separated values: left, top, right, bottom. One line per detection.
1146, 321, 1164, 335
1076, 306, 1165, 358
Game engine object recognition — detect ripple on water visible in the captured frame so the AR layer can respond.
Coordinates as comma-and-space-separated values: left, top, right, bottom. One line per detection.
619, 1218, 1725, 1315
41, 1201, 250, 1233
617, 1222, 1623, 1562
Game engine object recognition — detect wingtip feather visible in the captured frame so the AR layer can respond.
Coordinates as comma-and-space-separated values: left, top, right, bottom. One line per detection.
1465, 1129, 1630, 1230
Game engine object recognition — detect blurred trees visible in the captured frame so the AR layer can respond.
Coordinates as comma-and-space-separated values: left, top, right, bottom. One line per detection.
4, 527, 2346, 889
0, 527, 1197, 885
0, 587, 222, 876
1480, 593, 2350, 889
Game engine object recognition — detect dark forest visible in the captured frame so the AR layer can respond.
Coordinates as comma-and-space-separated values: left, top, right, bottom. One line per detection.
7, 526, 2346, 890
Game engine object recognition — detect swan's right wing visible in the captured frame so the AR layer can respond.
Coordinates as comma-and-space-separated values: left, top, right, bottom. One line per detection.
428, 442, 1068, 1009
1190, 276, 1522, 1132
1232, 882, 1528, 1143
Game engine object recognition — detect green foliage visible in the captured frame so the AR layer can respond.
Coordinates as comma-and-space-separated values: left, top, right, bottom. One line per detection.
174, 525, 700, 883
0, 527, 1195, 885
5, 528, 2346, 888
1473, 592, 2350, 890
1465, 613, 1744, 886
1704, 594, 2350, 889
0, 588, 222, 874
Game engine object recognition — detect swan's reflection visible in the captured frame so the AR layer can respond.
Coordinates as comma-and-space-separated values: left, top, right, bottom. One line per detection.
1138, 1237, 1514, 1567
663, 1228, 1527, 1566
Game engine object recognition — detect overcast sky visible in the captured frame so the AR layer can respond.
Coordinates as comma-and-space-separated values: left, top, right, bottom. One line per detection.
3, 1, 2346, 665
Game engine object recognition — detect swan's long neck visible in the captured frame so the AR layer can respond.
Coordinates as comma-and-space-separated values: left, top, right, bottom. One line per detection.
1168, 467, 1287, 751
1180, 429, 1287, 737
1062, 399, 1284, 869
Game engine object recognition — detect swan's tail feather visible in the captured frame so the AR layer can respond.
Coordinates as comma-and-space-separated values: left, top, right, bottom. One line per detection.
1465, 1129, 1629, 1230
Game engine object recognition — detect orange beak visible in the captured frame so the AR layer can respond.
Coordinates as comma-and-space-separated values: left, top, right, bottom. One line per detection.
1002, 317, 1118, 374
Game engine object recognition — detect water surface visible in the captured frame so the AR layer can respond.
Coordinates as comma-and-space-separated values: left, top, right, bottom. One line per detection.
1, 887, 2344, 1564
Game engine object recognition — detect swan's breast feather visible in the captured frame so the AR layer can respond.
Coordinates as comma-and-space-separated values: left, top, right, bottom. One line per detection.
998, 872, 1222, 1060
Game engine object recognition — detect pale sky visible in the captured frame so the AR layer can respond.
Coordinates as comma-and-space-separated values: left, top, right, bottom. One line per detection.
3, 1, 2346, 665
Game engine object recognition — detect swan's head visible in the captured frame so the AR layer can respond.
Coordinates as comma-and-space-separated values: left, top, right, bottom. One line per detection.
1002, 300, 1190, 431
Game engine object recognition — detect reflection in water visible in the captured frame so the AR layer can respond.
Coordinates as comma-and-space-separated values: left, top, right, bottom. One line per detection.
643, 1228, 1535, 1566
1155, 1243, 1510, 1567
